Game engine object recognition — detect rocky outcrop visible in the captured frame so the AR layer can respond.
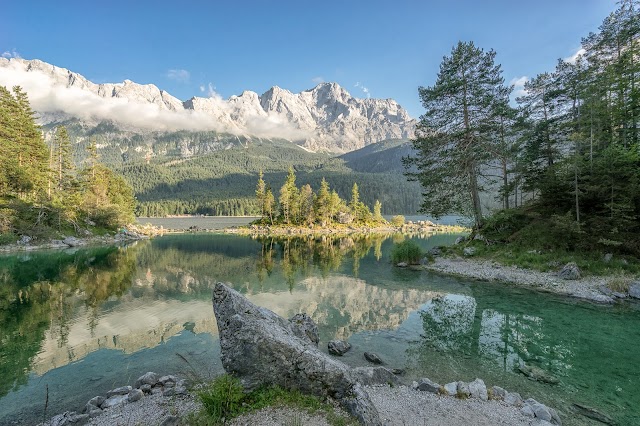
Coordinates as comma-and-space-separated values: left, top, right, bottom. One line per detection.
558, 262, 581, 280
328, 339, 352, 356
211, 282, 386, 425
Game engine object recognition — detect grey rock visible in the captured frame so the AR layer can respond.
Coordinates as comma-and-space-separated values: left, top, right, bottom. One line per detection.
396, 262, 408, 268
364, 352, 384, 365
327, 340, 351, 356
454, 236, 466, 245
468, 378, 488, 400
127, 388, 144, 402
351, 367, 399, 386
603, 253, 613, 262
87, 409, 102, 418
391, 368, 405, 376
443, 382, 457, 396
463, 247, 476, 257
159, 415, 179, 426
50, 411, 89, 426
162, 387, 176, 397
140, 384, 152, 393
521, 405, 535, 418
106, 385, 132, 397
473, 234, 486, 242
87, 396, 105, 408
63, 236, 82, 247
151, 387, 163, 396
456, 381, 471, 398
612, 291, 627, 299
558, 262, 581, 280
100, 394, 128, 409
490, 385, 506, 400
135, 371, 160, 388
629, 282, 640, 299
211, 282, 382, 426
504, 391, 523, 406
289, 313, 319, 346
174, 385, 188, 395
531, 402, 553, 422
158, 375, 177, 386
416, 378, 440, 393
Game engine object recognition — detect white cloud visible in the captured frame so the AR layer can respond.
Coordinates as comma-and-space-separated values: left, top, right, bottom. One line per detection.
354, 81, 371, 99
166, 68, 190, 83
0, 61, 311, 141
564, 47, 586, 64
199, 85, 205, 92
311, 76, 324, 85
509, 76, 529, 98
1, 49, 21, 59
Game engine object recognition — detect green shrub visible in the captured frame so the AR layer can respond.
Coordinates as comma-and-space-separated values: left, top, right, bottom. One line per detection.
391, 215, 405, 227
391, 240, 422, 264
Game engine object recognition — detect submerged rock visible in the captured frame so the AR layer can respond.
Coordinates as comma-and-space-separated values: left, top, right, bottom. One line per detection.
364, 352, 384, 365
211, 282, 382, 425
571, 403, 614, 425
518, 364, 559, 384
328, 340, 352, 356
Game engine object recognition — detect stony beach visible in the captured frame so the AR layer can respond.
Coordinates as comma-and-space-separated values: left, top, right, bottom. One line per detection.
424, 255, 639, 303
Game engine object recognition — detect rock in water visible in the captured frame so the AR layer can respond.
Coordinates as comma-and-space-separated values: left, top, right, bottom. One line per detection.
364, 352, 384, 365
571, 404, 614, 425
328, 340, 352, 356
211, 282, 382, 425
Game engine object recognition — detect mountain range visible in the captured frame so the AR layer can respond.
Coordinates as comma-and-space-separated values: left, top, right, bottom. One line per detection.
0, 57, 415, 153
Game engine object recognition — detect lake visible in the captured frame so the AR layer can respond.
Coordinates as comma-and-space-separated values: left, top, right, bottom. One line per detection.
1, 232, 638, 425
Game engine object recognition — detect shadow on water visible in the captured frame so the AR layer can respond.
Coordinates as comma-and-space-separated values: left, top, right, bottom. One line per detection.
0, 232, 638, 425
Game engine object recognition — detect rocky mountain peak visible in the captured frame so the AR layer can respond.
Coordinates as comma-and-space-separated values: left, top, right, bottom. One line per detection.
0, 57, 415, 152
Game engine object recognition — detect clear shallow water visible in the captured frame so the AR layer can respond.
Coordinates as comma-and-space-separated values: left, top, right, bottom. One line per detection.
0, 233, 639, 425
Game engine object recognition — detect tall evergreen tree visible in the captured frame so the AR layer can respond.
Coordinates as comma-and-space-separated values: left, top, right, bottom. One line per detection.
404, 41, 511, 228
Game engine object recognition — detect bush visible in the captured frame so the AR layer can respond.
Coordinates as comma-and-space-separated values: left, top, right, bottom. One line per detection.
391, 240, 422, 264
391, 215, 405, 227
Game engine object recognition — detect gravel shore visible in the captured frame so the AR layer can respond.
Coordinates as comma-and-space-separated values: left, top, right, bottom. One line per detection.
74, 384, 546, 426
425, 256, 617, 303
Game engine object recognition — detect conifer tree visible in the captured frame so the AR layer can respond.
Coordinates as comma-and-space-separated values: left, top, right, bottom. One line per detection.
404, 41, 511, 229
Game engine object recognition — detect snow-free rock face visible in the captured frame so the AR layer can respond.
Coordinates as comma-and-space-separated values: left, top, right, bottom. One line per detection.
211, 282, 384, 425
0, 58, 415, 152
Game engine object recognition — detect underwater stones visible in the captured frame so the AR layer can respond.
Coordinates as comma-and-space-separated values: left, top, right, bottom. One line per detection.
328, 340, 351, 356
571, 403, 614, 425
518, 364, 559, 384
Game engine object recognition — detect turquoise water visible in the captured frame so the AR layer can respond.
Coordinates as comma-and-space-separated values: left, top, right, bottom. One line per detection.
0, 233, 638, 425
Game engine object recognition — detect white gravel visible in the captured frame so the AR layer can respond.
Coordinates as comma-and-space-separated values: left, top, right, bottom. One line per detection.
63, 384, 550, 426
426, 256, 616, 303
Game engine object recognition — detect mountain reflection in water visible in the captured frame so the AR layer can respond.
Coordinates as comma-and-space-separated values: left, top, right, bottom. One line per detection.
1, 232, 639, 426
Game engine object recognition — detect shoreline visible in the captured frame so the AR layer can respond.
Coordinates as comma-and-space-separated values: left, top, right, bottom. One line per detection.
424, 255, 637, 303
225, 222, 468, 237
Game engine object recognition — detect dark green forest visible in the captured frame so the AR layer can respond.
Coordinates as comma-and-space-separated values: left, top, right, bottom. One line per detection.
406, 1, 640, 256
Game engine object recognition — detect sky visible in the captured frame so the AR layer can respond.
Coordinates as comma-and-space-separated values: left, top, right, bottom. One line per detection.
1, 0, 617, 118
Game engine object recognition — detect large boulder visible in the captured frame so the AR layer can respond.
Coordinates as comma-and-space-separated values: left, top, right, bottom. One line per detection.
289, 313, 319, 346
212, 282, 382, 425
328, 340, 352, 356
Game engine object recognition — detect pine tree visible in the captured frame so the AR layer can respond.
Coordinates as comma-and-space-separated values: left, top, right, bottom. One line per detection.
314, 178, 331, 225
278, 167, 298, 224
404, 41, 511, 228
255, 170, 266, 218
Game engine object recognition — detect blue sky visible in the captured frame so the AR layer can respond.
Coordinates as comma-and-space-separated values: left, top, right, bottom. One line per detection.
2, 0, 616, 118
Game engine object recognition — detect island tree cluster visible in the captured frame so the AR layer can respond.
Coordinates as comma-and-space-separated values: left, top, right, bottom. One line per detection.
255, 168, 386, 226
406, 1, 640, 255
0, 86, 136, 241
